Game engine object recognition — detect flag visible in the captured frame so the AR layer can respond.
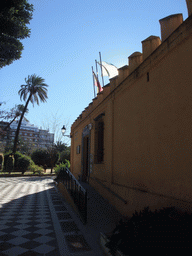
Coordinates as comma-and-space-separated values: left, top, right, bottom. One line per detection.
97, 61, 118, 79
93, 71, 103, 93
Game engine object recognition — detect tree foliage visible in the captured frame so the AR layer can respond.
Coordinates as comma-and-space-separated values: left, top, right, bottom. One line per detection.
0, 0, 34, 68
31, 148, 59, 172
59, 147, 70, 163
106, 206, 192, 255
17, 155, 32, 174
6, 154, 14, 173
3, 151, 34, 174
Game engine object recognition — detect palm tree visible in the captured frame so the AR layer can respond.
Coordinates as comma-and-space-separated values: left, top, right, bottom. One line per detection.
13, 74, 48, 154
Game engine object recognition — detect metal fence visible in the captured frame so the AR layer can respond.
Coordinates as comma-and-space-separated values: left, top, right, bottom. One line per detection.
61, 167, 87, 224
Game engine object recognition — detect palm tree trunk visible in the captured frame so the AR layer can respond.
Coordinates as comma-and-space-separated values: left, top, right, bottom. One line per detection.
12, 94, 32, 154
3, 117, 17, 131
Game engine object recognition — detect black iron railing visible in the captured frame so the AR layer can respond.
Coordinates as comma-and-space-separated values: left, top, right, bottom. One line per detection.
60, 167, 87, 224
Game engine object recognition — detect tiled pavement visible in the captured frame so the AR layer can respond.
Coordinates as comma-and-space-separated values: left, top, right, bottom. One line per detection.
0, 177, 105, 256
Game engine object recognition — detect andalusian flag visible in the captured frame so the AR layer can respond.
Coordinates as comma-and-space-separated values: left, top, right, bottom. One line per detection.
97, 61, 118, 79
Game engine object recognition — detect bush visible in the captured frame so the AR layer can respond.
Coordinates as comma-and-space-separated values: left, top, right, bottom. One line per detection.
31, 149, 47, 166
3, 151, 12, 170
54, 160, 70, 175
31, 148, 59, 169
3, 151, 23, 171
46, 149, 59, 170
59, 150, 70, 163
14, 151, 24, 169
106, 206, 192, 256
17, 155, 32, 174
0, 153, 4, 170
28, 163, 43, 175
54, 161, 71, 182
6, 155, 14, 173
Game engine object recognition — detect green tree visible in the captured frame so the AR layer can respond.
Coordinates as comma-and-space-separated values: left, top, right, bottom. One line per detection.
46, 144, 59, 173
3, 104, 28, 131
59, 146, 70, 163
0, 0, 34, 68
31, 149, 48, 166
55, 141, 68, 152
13, 74, 48, 154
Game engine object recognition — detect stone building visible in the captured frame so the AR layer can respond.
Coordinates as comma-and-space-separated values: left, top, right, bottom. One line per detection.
70, 1, 192, 217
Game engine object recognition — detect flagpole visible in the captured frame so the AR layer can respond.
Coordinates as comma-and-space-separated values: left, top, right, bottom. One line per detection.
95, 60, 99, 94
99, 52, 104, 88
92, 66, 96, 98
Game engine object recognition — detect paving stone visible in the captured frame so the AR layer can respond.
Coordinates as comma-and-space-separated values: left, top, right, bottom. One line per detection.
0, 177, 101, 256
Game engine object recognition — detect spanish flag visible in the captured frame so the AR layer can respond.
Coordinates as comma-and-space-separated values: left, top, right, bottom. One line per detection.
92, 70, 103, 93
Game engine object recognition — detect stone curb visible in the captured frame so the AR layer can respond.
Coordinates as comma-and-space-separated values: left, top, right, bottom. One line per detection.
0, 173, 56, 177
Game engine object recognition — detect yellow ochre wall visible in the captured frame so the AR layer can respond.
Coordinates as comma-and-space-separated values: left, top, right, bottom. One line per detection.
71, 13, 192, 216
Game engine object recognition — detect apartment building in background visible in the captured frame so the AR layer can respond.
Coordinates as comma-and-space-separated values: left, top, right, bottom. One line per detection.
0, 120, 54, 151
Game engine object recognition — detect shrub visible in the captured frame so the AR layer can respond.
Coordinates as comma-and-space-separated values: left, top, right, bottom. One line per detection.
28, 163, 43, 175
17, 155, 32, 174
54, 160, 70, 175
59, 150, 70, 163
31, 149, 48, 166
31, 148, 59, 169
4, 151, 23, 171
14, 152, 24, 171
3, 151, 12, 170
0, 153, 4, 170
46, 149, 59, 170
6, 155, 14, 173
54, 161, 70, 181
106, 206, 192, 256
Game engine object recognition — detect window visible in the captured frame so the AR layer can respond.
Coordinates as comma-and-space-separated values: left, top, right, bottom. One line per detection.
147, 72, 149, 82
76, 145, 80, 154
94, 113, 105, 163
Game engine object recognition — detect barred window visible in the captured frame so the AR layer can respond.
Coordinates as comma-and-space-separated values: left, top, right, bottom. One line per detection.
94, 114, 104, 164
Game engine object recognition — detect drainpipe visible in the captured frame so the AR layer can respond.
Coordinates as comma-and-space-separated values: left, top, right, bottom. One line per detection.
111, 93, 115, 184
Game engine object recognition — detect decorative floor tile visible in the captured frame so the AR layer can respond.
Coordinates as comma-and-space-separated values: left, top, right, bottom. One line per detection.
20, 240, 41, 250
0, 231, 6, 236
14, 224, 31, 230
8, 236, 30, 246
10, 229, 29, 236
0, 224, 9, 230
0, 177, 96, 256
3, 245, 28, 256
34, 228, 53, 236
1, 227, 19, 234
0, 241, 14, 251
33, 244, 55, 254
33, 235, 54, 244
19, 251, 43, 256
14, 219, 32, 224
34, 223, 52, 229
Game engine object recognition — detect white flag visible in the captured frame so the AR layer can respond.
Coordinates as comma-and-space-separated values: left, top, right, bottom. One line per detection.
98, 61, 118, 79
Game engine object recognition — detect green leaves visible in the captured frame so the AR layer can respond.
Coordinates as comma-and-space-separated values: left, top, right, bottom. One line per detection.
0, 0, 34, 68
19, 74, 48, 106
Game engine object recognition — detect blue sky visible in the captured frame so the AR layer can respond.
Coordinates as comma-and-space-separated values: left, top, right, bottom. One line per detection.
0, 0, 188, 144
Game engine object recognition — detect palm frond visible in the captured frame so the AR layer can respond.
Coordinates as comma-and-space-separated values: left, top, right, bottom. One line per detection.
18, 74, 48, 106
